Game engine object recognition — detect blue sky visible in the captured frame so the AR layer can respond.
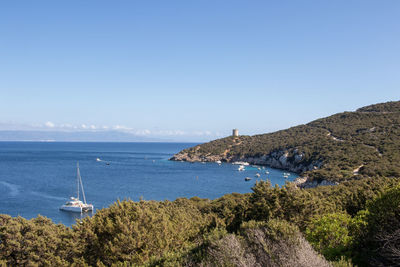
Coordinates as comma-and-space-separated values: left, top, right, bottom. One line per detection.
0, 1, 399, 141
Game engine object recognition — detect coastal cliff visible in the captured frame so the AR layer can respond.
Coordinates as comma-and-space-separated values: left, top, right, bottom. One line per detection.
171, 147, 322, 173
171, 101, 400, 186
171, 146, 332, 188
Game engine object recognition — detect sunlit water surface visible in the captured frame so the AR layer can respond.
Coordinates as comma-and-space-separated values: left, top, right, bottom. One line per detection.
0, 142, 297, 226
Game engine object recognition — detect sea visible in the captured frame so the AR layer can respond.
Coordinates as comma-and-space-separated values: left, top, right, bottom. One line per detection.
0, 142, 298, 226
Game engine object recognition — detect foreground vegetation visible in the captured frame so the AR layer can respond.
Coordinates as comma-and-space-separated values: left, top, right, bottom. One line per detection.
1, 101, 399, 266
173, 101, 400, 182
1, 177, 399, 266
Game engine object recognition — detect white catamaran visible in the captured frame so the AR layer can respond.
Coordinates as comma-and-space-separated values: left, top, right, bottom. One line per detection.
60, 162, 94, 213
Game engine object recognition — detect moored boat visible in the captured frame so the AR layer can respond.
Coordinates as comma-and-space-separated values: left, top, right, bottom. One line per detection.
60, 162, 94, 213
232, 161, 249, 166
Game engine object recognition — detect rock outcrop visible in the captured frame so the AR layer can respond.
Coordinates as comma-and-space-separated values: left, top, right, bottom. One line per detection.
171, 148, 323, 174
171, 148, 330, 188
293, 177, 339, 188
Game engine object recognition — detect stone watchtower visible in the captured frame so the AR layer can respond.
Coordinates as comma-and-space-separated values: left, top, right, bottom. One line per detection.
232, 129, 239, 137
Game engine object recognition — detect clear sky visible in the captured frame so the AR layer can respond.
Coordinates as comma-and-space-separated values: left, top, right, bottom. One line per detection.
0, 1, 399, 141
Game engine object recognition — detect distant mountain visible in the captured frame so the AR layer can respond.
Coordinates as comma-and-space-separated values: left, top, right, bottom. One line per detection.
171, 100, 400, 185
0, 130, 164, 142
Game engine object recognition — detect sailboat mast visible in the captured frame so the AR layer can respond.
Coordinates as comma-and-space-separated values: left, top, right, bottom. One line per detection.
76, 162, 87, 204
77, 162, 80, 200
80, 173, 87, 204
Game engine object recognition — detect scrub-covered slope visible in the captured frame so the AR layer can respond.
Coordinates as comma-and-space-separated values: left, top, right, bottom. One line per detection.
171, 101, 400, 183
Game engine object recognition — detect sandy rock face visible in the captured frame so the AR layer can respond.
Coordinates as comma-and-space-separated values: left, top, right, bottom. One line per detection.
170, 148, 338, 189
170, 148, 323, 174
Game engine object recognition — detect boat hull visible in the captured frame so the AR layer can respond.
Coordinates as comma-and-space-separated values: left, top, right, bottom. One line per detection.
60, 204, 93, 213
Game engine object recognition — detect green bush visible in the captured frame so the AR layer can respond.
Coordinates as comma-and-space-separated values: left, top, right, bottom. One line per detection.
355, 185, 400, 266
74, 199, 222, 266
0, 177, 398, 265
305, 213, 354, 260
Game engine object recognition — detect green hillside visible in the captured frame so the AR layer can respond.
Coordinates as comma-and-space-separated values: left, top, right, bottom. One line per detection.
1, 100, 400, 266
1, 177, 399, 266
171, 101, 400, 183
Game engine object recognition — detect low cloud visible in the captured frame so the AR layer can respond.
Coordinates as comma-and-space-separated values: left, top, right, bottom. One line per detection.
112, 125, 133, 131
134, 129, 152, 136
44, 121, 55, 128
0, 121, 225, 141
193, 130, 212, 136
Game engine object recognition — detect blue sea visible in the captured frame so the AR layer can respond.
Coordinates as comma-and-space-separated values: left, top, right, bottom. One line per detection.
0, 142, 297, 226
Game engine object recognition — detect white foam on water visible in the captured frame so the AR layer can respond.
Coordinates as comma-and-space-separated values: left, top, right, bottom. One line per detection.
0, 181, 20, 197
30, 191, 66, 201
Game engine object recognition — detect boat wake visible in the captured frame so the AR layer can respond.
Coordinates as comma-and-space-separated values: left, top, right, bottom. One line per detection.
0, 181, 20, 197
30, 191, 65, 201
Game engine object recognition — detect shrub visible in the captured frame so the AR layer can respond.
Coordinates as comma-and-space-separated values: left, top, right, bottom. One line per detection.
305, 213, 354, 260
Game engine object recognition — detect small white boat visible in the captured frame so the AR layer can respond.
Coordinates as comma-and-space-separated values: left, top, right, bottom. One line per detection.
60, 197, 93, 212
233, 161, 249, 166
265, 171, 269, 174
238, 165, 245, 171
96, 158, 101, 162
60, 162, 94, 213
255, 173, 260, 177
245, 177, 252, 181
216, 160, 222, 164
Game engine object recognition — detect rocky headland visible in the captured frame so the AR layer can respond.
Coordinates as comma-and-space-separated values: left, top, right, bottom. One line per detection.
170, 101, 400, 188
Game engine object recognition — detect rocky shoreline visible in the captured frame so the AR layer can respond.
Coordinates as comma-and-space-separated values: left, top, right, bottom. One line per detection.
170, 149, 338, 188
